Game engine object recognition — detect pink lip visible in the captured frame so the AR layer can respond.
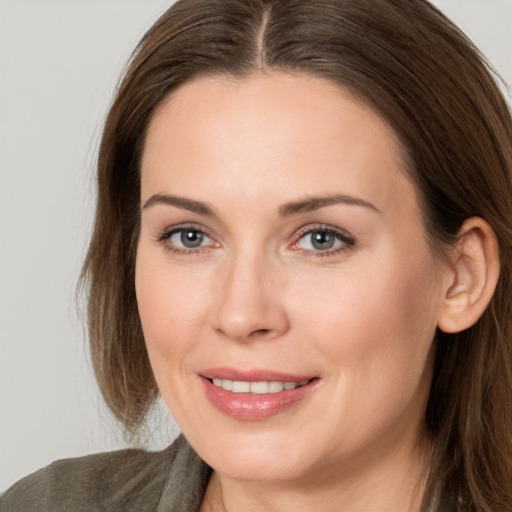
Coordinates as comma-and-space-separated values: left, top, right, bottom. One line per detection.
199, 368, 319, 421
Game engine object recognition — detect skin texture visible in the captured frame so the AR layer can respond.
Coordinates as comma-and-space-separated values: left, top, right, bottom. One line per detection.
136, 72, 454, 511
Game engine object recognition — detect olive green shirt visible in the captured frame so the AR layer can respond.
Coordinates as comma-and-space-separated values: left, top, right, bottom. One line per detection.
0, 434, 212, 512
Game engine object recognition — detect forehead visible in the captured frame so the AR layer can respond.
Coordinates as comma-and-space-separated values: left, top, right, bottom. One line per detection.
141, 72, 418, 220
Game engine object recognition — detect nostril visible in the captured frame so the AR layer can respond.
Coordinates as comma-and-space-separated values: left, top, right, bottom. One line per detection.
251, 328, 271, 336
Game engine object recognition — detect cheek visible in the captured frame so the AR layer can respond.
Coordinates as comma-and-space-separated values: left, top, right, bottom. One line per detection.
135, 247, 214, 365
134, 249, 217, 424
296, 252, 439, 351
292, 248, 440, 413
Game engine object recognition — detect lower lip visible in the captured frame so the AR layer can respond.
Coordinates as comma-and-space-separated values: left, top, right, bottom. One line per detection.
200, 377, 319, 421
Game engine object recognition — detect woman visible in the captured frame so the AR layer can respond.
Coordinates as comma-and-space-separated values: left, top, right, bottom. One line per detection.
2, 0, 511, 511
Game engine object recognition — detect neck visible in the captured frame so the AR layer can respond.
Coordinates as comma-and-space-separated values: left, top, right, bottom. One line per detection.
201, 437, 431, 512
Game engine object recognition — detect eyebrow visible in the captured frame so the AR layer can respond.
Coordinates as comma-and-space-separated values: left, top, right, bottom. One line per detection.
142, 192, 380, 217
279, 194, 380, 216
142, 194, 215, 216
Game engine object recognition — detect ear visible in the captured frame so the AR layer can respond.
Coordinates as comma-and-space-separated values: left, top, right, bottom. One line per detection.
437, 217, 500, 333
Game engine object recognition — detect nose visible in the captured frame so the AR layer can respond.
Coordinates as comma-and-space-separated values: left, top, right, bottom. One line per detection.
213, 251, 290, 342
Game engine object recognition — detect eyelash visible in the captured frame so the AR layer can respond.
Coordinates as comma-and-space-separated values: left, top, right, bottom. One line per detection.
291, 223, 355, 257
156, 224, 217, 256
156, 223, 355, 257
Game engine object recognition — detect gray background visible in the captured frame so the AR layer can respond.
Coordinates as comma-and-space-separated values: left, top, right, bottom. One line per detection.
1, 0, 511, 492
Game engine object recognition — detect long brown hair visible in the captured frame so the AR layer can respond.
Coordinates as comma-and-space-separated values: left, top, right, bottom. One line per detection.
81, 1, 512, 510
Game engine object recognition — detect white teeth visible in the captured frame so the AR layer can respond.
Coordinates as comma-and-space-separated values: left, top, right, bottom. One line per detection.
268, 381, 284, 393
250, 381, 269, 394
231, 381, 251, 393
221, 379, 232, 391
211, 379, 309, 393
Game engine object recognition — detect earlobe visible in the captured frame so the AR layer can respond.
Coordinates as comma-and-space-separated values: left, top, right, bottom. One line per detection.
437, 217, 500, 334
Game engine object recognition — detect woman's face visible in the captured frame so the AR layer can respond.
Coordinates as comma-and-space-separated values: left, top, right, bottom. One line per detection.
136, 72, 448, 484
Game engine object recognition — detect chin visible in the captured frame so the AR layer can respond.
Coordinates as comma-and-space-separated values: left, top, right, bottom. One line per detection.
211, 454, 307, 483
191, 429, 313, 482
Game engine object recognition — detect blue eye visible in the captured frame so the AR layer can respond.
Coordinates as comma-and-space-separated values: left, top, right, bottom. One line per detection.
304, 230, 338, 250
158, 226, 216, 253
171, 229, 207, 248
295, 227, 354, 253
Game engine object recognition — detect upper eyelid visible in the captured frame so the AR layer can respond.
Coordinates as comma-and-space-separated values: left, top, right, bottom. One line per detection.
158, 223, 216, 240
294, 223, 355, 240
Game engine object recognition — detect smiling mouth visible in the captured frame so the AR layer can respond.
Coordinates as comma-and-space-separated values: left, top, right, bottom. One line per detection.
201, 375, 319, 420
209, 378, 312, 394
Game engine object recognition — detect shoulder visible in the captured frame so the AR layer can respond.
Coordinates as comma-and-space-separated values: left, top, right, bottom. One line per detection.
0, 436, 187, 512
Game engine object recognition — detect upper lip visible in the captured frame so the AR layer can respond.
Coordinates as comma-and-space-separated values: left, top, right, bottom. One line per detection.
200, 367, 316, 382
